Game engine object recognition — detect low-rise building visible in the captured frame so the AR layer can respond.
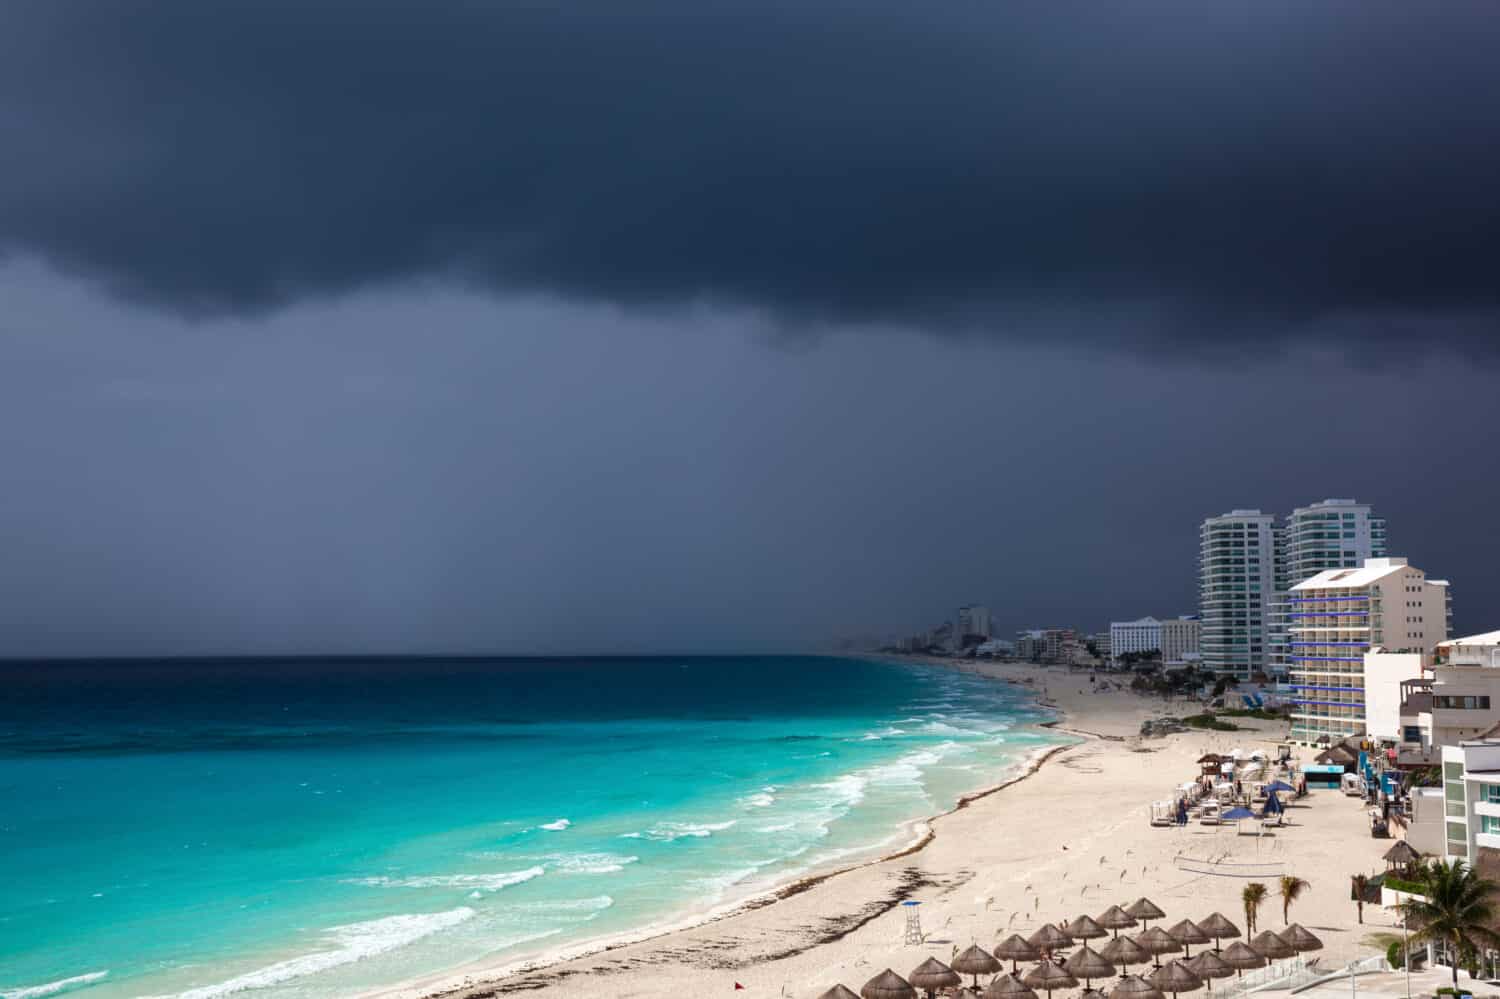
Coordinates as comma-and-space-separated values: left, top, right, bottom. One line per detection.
1161, 616, 1201, 666
1398, 631, 1500, 758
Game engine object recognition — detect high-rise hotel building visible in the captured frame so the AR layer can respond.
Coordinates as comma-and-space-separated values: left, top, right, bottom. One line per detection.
1268, 499, 1388, 676
1199, 510, 1278, 677
1287, 557, 1450, 744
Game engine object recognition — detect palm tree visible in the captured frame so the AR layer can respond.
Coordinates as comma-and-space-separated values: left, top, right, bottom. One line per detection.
1352, 874, 1369, 924
1243, 882, 1268, 934
1279, 875, 1310, 925
1397, 859, 1500, 987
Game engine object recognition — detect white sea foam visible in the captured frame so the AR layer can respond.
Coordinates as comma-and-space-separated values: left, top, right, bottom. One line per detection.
539, 818, 571, 831
623, 820, 737, 842
739, 788, 776, 808
1, 971, 109, 999
756, 821, 797, 833
348, 866, 544, 892
518, 895, 614, 914
163, 907, 475, 999
546, 852, 639, 874
688, 866, 762, 899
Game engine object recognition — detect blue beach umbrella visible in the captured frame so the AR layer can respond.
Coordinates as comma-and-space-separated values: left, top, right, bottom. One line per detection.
1266, 780, 1295, 794
1262, 793, 1283, 816
1221, 807, 1256, 821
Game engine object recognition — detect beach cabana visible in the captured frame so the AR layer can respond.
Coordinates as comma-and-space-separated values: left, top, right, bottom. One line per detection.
909, 958, 961, 999
1028, 924, 1074, 954
1022, 959, 1079, 999
1149, 959, 1204, 999
1065, 945, 1118, 989
1127, 898, 1167, 929
1196, 913, 1240, 952
1097, 905, 1139, 938
1136, 927, 1184, 968
862, 969, 918, 999
994, 934, 1041, 972
1109, 974, 1165, 999
982, 972, 1037, 999
1166, 919, 1211, 958
1184, 951, 1234, 993
1219, 942, 1266, 977
953, 944, 1002, 988
1383, 840, 1421, 875
1100, 934, 1150, 974
1066, 915, 1109, 942
1248, 931, 1296, 961
820, 987, 862, 999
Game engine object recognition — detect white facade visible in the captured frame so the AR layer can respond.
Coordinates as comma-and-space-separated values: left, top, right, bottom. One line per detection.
1287, 557, 1449, 744
1198, 510, 1277, 678
957, 605, 992, 641
1269, 499, 1388, 677
1440, 739, 1500, 864
1363, 652, 1425, 742
1110, 616, 1161, 662
1403, 632, 1500, 753
1161, 617, 1201, 665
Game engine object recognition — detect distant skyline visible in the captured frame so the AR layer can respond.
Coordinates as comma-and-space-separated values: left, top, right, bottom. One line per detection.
3, 2, 1499, 656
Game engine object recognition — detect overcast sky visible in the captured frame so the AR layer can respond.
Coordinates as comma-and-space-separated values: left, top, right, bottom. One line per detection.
2, 1, 1497, 656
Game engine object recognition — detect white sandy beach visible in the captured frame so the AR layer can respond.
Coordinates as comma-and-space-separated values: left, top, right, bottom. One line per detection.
375, 662, 1406, 999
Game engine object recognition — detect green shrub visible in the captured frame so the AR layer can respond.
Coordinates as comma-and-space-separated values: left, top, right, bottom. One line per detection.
1388, 940, 1404, 970
1182, 713, 1239, 731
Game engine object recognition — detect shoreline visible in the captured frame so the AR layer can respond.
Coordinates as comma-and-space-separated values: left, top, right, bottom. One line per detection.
372, 659, 1109, 999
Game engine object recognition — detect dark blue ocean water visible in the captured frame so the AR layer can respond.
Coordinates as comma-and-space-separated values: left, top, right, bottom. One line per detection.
0, 656, 1058, 999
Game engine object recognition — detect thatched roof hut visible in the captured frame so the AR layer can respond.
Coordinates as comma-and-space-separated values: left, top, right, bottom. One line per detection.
862, 969, 918, 999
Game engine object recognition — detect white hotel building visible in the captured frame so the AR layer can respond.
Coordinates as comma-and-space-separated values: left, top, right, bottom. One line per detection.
1109, 617, 1161, 662
1268, 499, 1388, 677
1286, 556, 1449, 745
1198, 510, 1277, 678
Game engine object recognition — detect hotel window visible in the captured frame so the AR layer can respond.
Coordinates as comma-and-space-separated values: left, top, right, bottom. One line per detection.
1483, 815, 1500, 836
1485, 786, 1500, 805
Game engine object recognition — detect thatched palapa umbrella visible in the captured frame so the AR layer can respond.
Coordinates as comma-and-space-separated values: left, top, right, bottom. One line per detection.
1185, 951, 1234, 993
1066, 945, 1118, 989
1195, 914, 1240, 953
1282, 925, 1324, 954
819, 987, 861, 999
994, 934, 1042, 973
1149, 960, 1204, 999
1127, 898, 1167, 930
1100, 935, 1150, 975
953, 944, 1003, 988
1249, 930, 1296, 961
1136, 927, 1183, 969
1097, 905, 1139, 939
957, 990, 983, 999
1218, 942, 1266, 978
1383, 840, 1420, 876
1023, 959, 1079, 999
862, 969, 918, 999
1166, 919, 1211, 958
909, 958, 961, 999
1028, 924, 1074, 955
983, 972, 1036, 999
1110, 974, 1165, 999
1066, 915, 1109, 942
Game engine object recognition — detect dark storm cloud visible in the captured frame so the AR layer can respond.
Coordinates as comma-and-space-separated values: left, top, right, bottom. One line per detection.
3, 1, 1500, 349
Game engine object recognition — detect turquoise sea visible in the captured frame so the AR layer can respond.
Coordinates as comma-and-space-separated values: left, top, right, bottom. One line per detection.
0, 656, 1061, 999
